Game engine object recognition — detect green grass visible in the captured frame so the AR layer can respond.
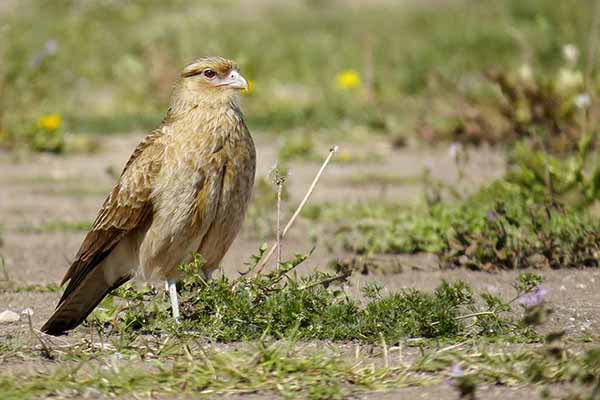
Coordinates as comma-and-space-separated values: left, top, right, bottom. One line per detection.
0, 339, 422, 400
312, 166, 600, 270
86, 251, 540, 343
2, 337, 600, 399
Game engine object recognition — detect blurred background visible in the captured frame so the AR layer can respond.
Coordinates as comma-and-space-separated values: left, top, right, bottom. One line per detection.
0, 0, 597, 153
0, 0, 598, 270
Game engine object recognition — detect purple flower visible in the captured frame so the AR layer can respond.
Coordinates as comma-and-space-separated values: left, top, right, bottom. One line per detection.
450, 363, 464, 377
519, 285, 548, 308
444, 363, 464, 386
486, 210, 498, 222
30, 39, 59, 67
31, 52, 44, 67
45, 39, 58, 55
485, 285, 499, 294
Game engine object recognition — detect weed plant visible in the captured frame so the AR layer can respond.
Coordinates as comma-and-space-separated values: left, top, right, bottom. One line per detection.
88, 250, 541, 343
315, 176, 599, 270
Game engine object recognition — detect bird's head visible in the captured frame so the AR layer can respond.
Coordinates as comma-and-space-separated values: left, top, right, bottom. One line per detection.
174, 56, 248, 107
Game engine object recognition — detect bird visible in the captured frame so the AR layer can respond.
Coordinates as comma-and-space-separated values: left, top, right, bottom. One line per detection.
41, 56, 255, 335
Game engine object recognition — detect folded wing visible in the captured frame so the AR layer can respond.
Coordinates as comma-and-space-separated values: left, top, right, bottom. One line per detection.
41, 131, 165, 334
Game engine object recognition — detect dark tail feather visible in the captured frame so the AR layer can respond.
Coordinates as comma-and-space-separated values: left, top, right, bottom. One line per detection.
41, 269, 130, 335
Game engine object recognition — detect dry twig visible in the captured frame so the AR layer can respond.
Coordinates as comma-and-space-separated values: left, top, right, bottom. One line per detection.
255, 145, 338, 274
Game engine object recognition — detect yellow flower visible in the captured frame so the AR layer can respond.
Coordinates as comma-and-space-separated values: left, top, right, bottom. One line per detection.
37, 114, 62, 132
338, 149, 352, 162
243, 79, 255, 95
336, 69, 361, 90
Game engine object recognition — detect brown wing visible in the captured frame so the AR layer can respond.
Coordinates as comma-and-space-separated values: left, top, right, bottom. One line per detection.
57, 131, 164, 305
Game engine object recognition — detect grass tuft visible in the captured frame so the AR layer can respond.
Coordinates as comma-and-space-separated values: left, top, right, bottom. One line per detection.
88, 252, 538, 343
315, 177, 599, 270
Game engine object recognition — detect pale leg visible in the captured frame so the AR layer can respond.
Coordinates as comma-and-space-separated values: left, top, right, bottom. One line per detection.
166, 278, 180, 323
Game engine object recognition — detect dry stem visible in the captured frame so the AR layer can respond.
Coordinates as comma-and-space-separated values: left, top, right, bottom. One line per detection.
255, 145, 338, 274
276, 178, 284, 266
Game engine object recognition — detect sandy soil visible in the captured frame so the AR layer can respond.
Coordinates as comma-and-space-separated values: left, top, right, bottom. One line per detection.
1, 133, 598, 398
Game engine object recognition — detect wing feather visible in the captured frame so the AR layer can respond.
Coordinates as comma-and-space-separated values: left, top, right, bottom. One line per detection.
58, 131, 164, 304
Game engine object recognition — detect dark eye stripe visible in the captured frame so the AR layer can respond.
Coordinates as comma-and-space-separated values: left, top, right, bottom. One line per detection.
181, 68, 203, 78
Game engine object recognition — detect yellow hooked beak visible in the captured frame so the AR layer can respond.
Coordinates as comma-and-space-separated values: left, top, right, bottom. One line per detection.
218, 70, 248, 90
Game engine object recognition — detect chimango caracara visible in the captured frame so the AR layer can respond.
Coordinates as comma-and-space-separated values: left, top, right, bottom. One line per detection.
42, 57, 255, 335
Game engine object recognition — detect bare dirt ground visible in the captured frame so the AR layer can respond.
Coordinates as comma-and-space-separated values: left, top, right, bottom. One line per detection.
1, 133, 599, 399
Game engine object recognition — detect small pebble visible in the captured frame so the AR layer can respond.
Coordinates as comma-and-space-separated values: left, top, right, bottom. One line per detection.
0, 310, 20, 324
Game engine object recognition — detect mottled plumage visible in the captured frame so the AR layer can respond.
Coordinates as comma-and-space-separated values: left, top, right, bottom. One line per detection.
42, 57, 255, 335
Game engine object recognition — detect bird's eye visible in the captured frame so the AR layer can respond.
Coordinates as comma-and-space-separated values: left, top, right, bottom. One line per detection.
203, 69, 217, 79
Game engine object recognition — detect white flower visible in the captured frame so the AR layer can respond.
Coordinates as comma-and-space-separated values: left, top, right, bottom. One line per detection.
557, 68, 583, 91
448, 142, 460, 160
518, 63, 533, 82
448, 142, 462, 162
21, 308, 34, 317
574, 93, 591, 109
562, 44, 579, 65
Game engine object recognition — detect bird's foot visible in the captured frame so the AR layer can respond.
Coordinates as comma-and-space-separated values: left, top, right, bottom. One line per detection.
166, 278, 181, 324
